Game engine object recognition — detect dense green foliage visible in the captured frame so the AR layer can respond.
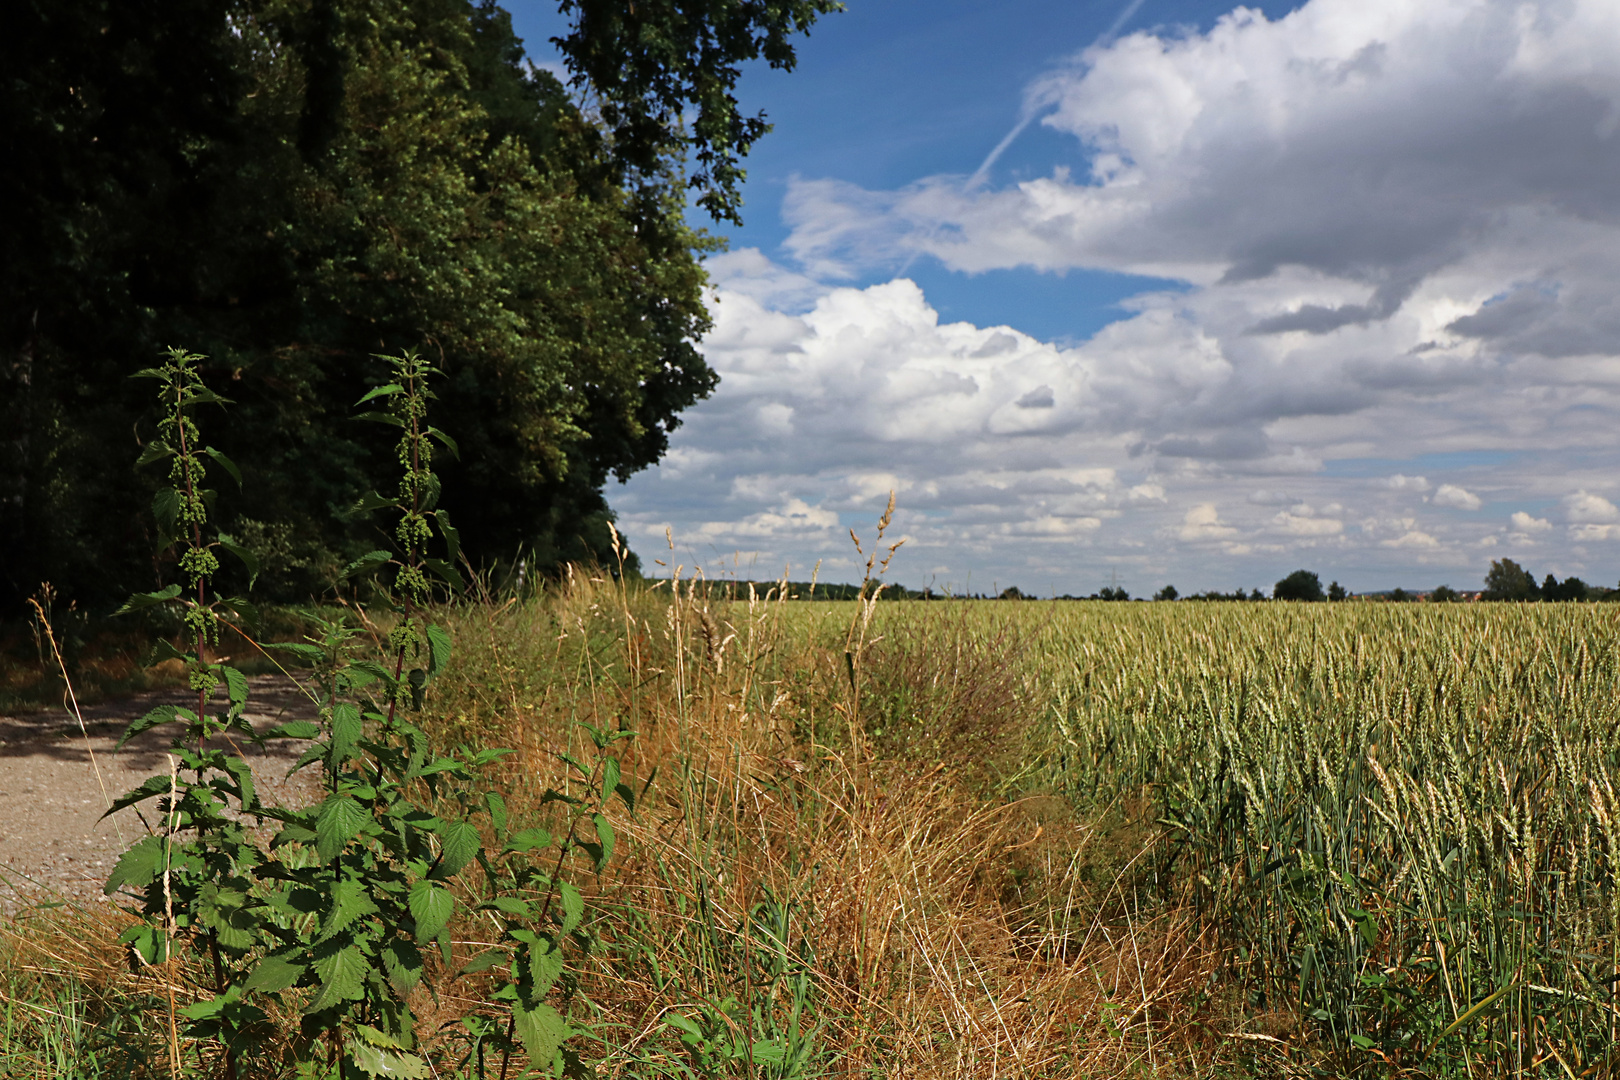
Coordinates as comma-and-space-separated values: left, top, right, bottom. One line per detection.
0, 0, 837, 612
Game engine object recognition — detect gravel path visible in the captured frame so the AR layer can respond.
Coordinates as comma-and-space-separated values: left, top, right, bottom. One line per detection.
0, 675, 321, 909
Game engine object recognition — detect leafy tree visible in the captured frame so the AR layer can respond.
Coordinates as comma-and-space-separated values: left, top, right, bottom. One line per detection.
1273, 570, 1325, 602
1543, 574, 1590, 602
1483, 558, 1539, 602
0, 0, 838, 609
1327, 581, 1348, 602
1430, 584, 1461, 603
997, 586, 1025, 601
1098, 586, 1130, 602
1154, 584, 1179, 601
1388, 588, 1411, 603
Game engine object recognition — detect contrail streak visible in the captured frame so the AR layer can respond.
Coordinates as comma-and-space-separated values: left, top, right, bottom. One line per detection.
969, 0, 1149, 188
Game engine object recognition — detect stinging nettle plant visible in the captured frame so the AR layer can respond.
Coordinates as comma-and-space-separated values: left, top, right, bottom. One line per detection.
103, 348, 637, 1079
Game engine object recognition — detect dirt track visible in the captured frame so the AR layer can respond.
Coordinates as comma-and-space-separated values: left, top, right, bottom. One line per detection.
0, 676, 321, 909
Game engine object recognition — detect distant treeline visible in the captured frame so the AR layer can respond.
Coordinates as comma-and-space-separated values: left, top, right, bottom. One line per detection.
681, 557, 1620, 605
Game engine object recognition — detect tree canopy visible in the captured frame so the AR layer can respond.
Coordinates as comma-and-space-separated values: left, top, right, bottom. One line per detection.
1273, 569, 1325, 602
0, 0, 838, 609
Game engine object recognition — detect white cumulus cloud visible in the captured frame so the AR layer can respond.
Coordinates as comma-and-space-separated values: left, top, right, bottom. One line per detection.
1433, 484, 1483, 510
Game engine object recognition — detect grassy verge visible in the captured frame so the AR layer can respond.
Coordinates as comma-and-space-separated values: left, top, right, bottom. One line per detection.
4, 582, 1616, 1076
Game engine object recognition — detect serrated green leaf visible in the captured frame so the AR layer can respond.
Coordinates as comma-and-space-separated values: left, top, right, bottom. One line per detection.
601, 758, 621, 806
356, 383, 404, 405
113, 584, 183, 617
558, 882, 584, 935
381, 938, 425, 996
423, 558, 464, 589
432, 820, 479, 880
504, 828, 552, 854
244, 952, 306, 994
486, 791, 508, 837
346, 491, 399, 519
104, 835, 166, 895
426, 426, 459, 460
314, 795, 370, 861
103, 774, 177, 817
135, 440, 175, 468
433, 510, 460, 563
353, 410, 406, 427
151, 488, 182, 539
321, 876, 382, 941
263, 720, 320, 741
424, 624, 452, 677
526, 936, 565, 998
220, 666, 250, 716
204, 446, 242, 488
330, 702, 363, 765
116, 705, 182, 750
512, 1001, 567, 1068
340, 549, 393, 580
592, 813, 615, 873
408, 880, 454, 943
306, 944, 369, 1014
347, 1040, 430, 1079
216, 535, 259, 588
459, 948, 511, 975
265, 641, 325, 663
196, 885, 259, 952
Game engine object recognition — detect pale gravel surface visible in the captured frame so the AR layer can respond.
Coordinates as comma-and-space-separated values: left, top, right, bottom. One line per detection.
0, 675, 321, 909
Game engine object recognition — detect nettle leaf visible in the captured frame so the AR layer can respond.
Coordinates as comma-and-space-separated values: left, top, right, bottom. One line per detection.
151, 487, 182, 538
424, 624, 452, 677
104, 835, 166, 894
104, 774, 177, 817
459, 948, 510, 975
433, 510, 460, 563
432, 820, 480, 880
120, 924, 170, 966
485, 791, 508, 837
344, 660, 395, 691
527, 936, 566, 998
426, 426, 459, 460
135, 439, 175, 468
216, 535, 259, 588
114, 584, 183, 617
592, 813, 615, 873
423, 559, 464, 590
340, 550, 394, 580
220, 666, 250, 716
381, 938, 425, 996
307, 943, 370, 1014
512, 1001, 567, 1069
196, 885, 259, 953
244, 951, 307, 994
408, 880, 454, 943
353, 410, 406, 428
314, 795, 370, 861
204, 446, 243, 488
356, 383, 404, 405
263, 720, 320, 741
330, 703, 363, 765
347, 1039, 429, 1079
558, 882, 585, 936
321, 877, 382, 941
504, 828, 552, 854
116, 705, 183, 750
265, 642, 325, 664
601, 758, 621, 805
345, 491, 398, 518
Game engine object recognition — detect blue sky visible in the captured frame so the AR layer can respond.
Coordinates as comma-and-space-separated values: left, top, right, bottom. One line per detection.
505, 0, 1620, 596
